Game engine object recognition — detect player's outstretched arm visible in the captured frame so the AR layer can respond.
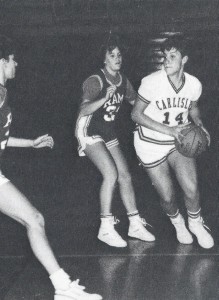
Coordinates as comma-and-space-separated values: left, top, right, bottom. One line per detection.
32, 134, 54, 148
7, 134, 54, 149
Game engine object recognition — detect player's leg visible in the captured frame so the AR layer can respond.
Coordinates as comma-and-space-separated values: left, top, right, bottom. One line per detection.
0, 181, 102, 300
0, 181, 60, 274
84, 142, 127, 247
168, 152, 214, 249
85, 141, 118, 215
168, 152, 199, 212
109, 145, 155, 241
134, 133, 192, 244
108, 144, 136, 213
145, 161, 177, 215
145, 161, 193, 244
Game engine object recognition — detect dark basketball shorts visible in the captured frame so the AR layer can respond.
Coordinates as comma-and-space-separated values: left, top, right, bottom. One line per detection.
75, 115, 119, 157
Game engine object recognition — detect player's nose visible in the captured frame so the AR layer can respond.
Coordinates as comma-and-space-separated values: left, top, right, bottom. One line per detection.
164, 58, 170, 65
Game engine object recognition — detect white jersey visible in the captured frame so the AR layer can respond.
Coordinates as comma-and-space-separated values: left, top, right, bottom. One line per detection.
137, 69, 202, 145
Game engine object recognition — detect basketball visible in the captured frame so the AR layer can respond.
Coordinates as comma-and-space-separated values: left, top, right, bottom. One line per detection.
175, 125, 208, 158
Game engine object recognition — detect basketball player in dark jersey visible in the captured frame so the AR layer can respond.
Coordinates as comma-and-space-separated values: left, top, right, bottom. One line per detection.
75, 36, 155, 247
0, 38, 102, 300
132, 35, 214, 249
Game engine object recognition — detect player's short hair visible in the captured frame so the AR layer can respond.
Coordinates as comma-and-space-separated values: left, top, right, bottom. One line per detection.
0, 36, 15, 61
99, 34, 123, 63
161, 35, 189, 57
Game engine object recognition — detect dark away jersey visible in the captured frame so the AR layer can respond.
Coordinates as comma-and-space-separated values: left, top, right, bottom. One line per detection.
83, 69, 127, 140
0, 85, 12, 157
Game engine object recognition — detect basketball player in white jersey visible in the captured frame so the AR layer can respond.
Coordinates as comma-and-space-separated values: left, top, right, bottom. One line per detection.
132, 36, 214, 249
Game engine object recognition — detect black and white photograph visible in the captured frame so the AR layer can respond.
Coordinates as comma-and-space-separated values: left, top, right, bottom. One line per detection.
0, 1, 218, 299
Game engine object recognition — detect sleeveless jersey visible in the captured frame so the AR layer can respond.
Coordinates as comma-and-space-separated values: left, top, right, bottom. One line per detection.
137, 69, 202, 145
0, 85, 12, 158
85, 69, 127, 140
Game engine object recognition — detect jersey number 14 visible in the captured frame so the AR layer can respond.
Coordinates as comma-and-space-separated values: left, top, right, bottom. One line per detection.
163, 112, 183, 125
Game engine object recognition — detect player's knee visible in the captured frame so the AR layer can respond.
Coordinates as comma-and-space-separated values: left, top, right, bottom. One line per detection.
118, 171, 132, 185
26, 211, 45, 230
35, 212, 45, 228
103, 167, 118, 186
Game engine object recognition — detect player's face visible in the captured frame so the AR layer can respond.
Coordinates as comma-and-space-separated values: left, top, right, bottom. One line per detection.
4, 55, 18, 79
163, 48, 186, 76
104, 47, 122, 72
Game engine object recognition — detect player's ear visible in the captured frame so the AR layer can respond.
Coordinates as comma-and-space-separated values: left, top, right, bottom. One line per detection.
182, 55, 188, 65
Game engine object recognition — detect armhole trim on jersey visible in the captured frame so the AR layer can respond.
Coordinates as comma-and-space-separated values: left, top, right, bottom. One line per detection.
189, 99, 199, 109
138, 93, 151, 104
192, 98, 199, 103
83, 75, 103, 92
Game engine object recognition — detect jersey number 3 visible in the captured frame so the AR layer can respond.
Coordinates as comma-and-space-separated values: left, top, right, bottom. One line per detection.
163, 112, 183, 125
104, 105, 119, 122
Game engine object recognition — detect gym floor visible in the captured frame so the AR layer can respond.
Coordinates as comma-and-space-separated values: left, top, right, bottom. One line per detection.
0, 139, 218, 300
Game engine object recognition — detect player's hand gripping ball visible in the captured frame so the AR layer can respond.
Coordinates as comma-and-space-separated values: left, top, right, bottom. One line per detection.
175, 124, 208, 158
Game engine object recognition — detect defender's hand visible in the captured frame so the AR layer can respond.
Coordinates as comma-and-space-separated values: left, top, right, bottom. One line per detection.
105, 85, 117, 101
33, 134, 54, 149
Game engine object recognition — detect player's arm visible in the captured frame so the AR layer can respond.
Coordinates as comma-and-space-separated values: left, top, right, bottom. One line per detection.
79, 86, 115, 116
189, 101, 210, 145
79, 77, 116, 116
131, 97, 189, 143
131, 98, 172, 135
124, 79, 137, 106
7, 134, 54, 148
189, 101, 203, 126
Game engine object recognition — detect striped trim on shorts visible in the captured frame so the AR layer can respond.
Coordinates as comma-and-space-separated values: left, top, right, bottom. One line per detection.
75, 115, 119, 156
134, 130, 176, 168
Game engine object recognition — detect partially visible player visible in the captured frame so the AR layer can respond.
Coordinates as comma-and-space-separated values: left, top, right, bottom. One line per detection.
131, 35, 214, 249
0, 37, 102, 300
75, 35, 155, 247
